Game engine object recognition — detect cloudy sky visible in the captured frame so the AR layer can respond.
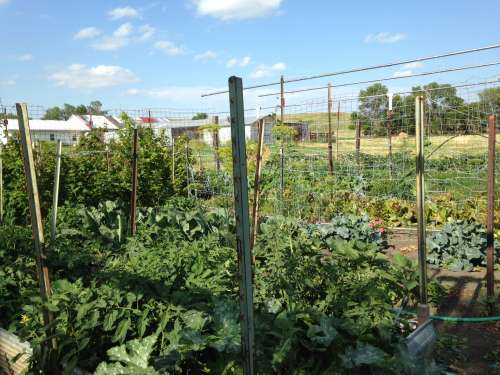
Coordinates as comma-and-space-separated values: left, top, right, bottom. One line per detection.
1, 0, 499, 112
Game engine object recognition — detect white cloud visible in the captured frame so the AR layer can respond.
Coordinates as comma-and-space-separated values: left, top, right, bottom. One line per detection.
364, 32, 406, 44
113, 22, 133, 38
0, 0, 9, 5
194, 0, 282, 20
194, 50, 217, 62
74, 27, 101, 40
250, 62, 285, 78
154, 40, 186, 56
109, 6, 140, 20
392, 70, 413, 78
91, 23, 155, 51
48, 64, 138, 89
404, 62, 423, 69
137, 24, 155, 41
226, 56, 251, 68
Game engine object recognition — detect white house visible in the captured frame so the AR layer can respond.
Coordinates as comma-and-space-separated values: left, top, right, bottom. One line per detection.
5, 118, 91, 145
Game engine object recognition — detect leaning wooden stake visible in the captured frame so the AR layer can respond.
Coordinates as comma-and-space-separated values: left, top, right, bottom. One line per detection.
250, 118, 265, 250
327, 83, 334, 175
228, 76, 255, 375
415, 96, 429, 324
486, 114, 496, 308
50, 140, 62, 241
130, 127, 139, 236
16, 103, 57, 366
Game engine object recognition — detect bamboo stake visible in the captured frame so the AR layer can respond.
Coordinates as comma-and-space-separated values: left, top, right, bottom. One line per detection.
486, 114, 496, 308
250, 118, 265, 250
50, 140, 62, 241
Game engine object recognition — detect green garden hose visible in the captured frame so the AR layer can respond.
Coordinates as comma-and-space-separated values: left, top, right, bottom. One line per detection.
395, 308, 500, 323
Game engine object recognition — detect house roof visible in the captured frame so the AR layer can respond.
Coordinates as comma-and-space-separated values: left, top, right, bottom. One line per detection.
77, 115, 121, 130
6, 119, 91, 132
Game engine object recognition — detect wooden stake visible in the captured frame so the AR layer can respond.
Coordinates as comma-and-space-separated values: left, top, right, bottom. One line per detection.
388, 110, 393, 178
0, 144, 3, 225
486, 114, 496, 305
214, 115, 221, 172
355, 119, 361, 157
130, 127, 138, 236
16, 103, 57, 365
327, 83, 333, 175
280, 75, 285, 124
228, 76, 255, 375
50, 140, 62, 241
415, 96, 429, 324
336, 101, 340, 160
250, 118, 265, 250
171, 136, 176, 188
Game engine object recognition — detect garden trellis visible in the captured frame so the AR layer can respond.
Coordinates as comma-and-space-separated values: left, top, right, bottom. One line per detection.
2, 44, 500, 374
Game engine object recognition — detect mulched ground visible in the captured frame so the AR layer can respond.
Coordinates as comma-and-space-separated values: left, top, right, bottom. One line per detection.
388, 229, 500, 375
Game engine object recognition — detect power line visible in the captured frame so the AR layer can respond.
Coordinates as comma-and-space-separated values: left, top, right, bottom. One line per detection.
258, 61, 500, 97
201, 44, 500, 97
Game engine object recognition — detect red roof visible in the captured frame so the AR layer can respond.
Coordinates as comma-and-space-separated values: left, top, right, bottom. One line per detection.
140, 117, 158, 123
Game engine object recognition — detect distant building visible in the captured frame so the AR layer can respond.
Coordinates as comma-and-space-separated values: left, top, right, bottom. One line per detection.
5, 118, 91, 145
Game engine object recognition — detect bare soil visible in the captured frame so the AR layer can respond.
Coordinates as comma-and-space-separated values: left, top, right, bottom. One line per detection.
388, 229, 500, 375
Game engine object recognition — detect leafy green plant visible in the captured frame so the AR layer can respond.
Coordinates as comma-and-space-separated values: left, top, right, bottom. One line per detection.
427, 221, 495, 271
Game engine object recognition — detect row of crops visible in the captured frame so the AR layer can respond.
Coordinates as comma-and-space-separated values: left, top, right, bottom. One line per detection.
2, 199, 445, 373
1, 120, 498, 373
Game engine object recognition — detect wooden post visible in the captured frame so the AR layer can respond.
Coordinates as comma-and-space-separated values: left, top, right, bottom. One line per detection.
327, 83, 334, 175
250, 118, 265, 250
50, 140, 62, 241
280, 75, 285, 207
171, 136, 176, 188
213, 115, 221, 172
387, 110, 394, 178
280, 75, 285, 125
130, 127, 138, 236
228, 76, 255, 375
185, 142, 190, 198
355, 119, 361, 158
336, 101, 340, 160
16, 103, 57, 365
486, 114, 496, 306
415, 96, 429, 324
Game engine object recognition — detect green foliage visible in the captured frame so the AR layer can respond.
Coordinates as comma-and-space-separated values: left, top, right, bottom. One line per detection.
191, 112, 208, 120
428, 221, 495, 271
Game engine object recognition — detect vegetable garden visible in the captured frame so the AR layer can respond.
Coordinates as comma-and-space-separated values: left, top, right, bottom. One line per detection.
1, 55, 500, 374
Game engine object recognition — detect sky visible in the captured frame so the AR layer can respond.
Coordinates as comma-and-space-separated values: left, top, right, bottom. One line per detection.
1, 0, 499, 114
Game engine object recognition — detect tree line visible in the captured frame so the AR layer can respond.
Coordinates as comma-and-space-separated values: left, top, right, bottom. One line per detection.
351, 82, 500, 136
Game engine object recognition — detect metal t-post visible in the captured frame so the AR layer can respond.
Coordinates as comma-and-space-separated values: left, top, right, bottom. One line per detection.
228, 76, 255, 375
486, 114, 496, 309
415, 96, 429, 324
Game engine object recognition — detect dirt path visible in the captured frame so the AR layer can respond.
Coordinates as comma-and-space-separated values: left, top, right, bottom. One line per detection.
388, 229, 500, 375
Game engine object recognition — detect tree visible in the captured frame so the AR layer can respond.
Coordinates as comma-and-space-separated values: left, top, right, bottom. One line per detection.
479, 87, 500, 115
88, 100, 105, 115
352, 83, 388, 136
192, 113, 208, 120
42, 106, 65, 120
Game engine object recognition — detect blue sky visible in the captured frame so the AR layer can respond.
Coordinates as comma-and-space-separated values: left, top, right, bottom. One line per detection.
1, 0, 499, 113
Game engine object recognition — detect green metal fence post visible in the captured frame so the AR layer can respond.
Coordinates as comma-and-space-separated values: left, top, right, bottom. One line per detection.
228, 76, 255, 375
415, 96, 429, 324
